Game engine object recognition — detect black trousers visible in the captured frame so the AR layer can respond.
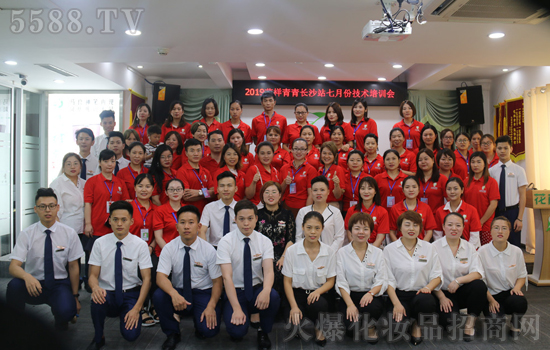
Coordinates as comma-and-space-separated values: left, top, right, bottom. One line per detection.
292, 288, 330, 325
434, 280, 487, 327
338, 291, 384, 330
387, 289, 437, 327
486, 290, 528, 328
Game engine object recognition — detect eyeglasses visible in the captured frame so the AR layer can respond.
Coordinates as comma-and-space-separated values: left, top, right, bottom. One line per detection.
293, 148, 307, 152
295, 111, 308, 115
491, 225, 510, 232
167, 188, 183, 193
481, 142, 493, 146
456, 139, 469, 144
36, 204, 57, 211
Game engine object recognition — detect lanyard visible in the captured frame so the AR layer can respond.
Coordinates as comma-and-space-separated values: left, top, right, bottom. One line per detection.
457, 151, 469, 172
362, 204, 376, 216
171, 212, 178, 224
291, 164, 304, 181
422, 180, 431, 197
350, 173, 361, 200
129, 166, 144, 180
192, 169, 205, 188
137, 125, 146, 140
104, 180, 114, 200
407, 127, 411, 140
387, 178, 399, 195
164, 170, 175, 179
263, 112, 273, 131
322, 165, 332, 177
353, 121, 364, 133
365, 159, 376, 174
404, 200, 419, 212
134, 199, 150, 227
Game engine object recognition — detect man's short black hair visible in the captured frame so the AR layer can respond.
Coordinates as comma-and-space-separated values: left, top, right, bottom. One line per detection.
99, 110, 115, 121
217, 171, 236, 184
75, 128, 95, 141
495, 135, 512, 146
177, 205, 201, 221
148, 125, 162, 136
107, 131, 124, 143
185, 138, 202, 151
260, 91, 276, 102
35, 188, 57, 204
208, 130, 224, 141
108, 200, 133, 217
234, 199, 258, 216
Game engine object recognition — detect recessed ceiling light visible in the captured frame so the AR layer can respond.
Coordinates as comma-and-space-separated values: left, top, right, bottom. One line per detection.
488, 32, 505, 39
258, 76, 266, 79
255, 63, 265, 67
125, 29, 141, 36
198, 65, 203, 68
324, 63, 334, 68
53, 79, 64, 84
318, 76, 327, 80
248, 29, 263, 35
4, 61, 17, 65
378, 77, 387, 81
392, 64, 403, 69
137, 65, 143, 69
502, 68, 509, 72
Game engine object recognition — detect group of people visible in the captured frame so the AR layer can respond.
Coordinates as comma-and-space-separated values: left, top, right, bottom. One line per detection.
6, 91, 529, 350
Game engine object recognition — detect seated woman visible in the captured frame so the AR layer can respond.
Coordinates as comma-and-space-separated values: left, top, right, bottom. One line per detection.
282, 211, 336, 347
415, 148, 447, 213
149, 145, 176, 206
228, 128, 254, 174
244, 141, 280, 207
389, 128, 417, 176
330, 125, 352, 171
318, 141, 345, 209
374, 149, 407, 212
384, 211, 442, 346
261, 125, 291, 171
363, 134, 384, 177
337, 212, 386, 343
432, 212, 487, 341
341, 150, 370, 215
478, 216, 528, 338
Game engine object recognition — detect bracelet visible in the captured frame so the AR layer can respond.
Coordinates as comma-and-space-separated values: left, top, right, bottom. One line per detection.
74, 293, 80, 298
454, 279, 462, 286
517, 219, 523, 222
367, 291, 375, 296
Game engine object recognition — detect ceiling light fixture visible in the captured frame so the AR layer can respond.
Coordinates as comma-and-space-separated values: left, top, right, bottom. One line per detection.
318, 76, 327, 80
502, 68, 509, 72
4, 61, 17, 65
255, 63, 265, 67
125, 29, 141, 36
248, 29, 263, 35
378, 77, 387, 81
137, 65, 143, 69
488, 32, 505, 39
324, 63, 334, 68
198, 65, 203, 68
258, 76, 266, 79
53, 79, 64, 84
392, 64, 402, 69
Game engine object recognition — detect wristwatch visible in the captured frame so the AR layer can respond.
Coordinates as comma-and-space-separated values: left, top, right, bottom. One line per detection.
198, 189, 203, 196
74, 293, 80, 298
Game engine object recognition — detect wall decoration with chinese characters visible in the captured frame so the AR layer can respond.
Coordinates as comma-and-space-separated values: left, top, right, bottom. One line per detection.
232, 80, 407, 106
494, 97, 525, 162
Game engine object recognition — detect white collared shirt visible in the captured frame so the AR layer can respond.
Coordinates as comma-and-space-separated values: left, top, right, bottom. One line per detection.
91, 133, 108, 158
489, 159, 528, 207
433, 200, 480, 248
295, 205, 345, 252
157, 236, 221, 290
50, 174, 86, 234
80, 153, 99, 180
200, 199, 238, 246
10, 221, 84, 280
384, 239, 442, 292
282, 240, 336, 290
336, 242, 387, 296
478, 242, 527, 295
432, 238, 485, 290
216, 229, 274, 288
89, 232, 153, 291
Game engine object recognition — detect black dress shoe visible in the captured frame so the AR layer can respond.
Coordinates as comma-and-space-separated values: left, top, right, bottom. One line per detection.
257, 331, 272, 350
410, 335, 423, 346
315, 337, 327, 347
162, 333, 181, 350
195, 329, 207, 339
250, 321, 260, 329
509, 329, 521, 339
86, 337, 105, 350
463, 329, 475, 342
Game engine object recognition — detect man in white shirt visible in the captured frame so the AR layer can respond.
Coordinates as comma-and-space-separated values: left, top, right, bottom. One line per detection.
91, 110, 116, 158
200, 171, 238, 246
154, 205, 223, 350
489, 135, 527, 247
216, 200, 280, 350
7, 188, 84, 331
95, 131, 129, 176
87, 201, 152, 350
76, 128, 99, 180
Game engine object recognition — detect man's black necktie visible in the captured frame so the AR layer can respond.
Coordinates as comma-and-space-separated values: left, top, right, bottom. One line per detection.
80, 159, 87, 180
183, 246, 193, 307
44, 229, 54, 290
498, 164, 506, 211
243, 238, 253, 301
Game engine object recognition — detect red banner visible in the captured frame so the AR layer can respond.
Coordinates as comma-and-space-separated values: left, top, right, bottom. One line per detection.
505, 97, 525, 162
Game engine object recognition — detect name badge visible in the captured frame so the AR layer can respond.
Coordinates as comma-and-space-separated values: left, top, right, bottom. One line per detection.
387, 196, 395, 207
406, 139, 413, 149
106, 201, 113, 213
507, 173, 515, 177
365, 262, 376, 269
264, 135, 267, 141
350, 201, 358, 207
418, 258, 427, 263
141, 229, 149, 242
253, 256, 262, 261
289, 183, 296, 194
204, 139, 209, 146
202, 188, 211, 199
123, 257, 132, 262
55, 248, 65, 252
420, 197, 428, 204
194, 262, 203, 268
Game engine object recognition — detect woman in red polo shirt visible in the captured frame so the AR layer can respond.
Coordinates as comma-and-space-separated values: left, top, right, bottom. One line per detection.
261, 125, 291, 171
220, 100, 252, 143
280, 138, 317, 218
481, 134, 499, 168
123, 129, 140, 160
344, 176, 389, 248
470, 130, 483, 153
300, 125, 321, 170
419, 125, 441, 158
164, 131, 185, 170
453, 132, 471, 179
320, 102, 354, 146
436, 148, 460, 180
416, 149, 448, 213
282, 102, 321, 151
245, 141, 280, 206
189, 122, 210, 157
129, 103, 153, 144
228, 128, 254, 174
116, 142, 148, 199
319, 141, 346, 208
374, 149, 407, 211
363, 134, 384, 177
393, 100, 424, 153
440, 128, 455, 150
463, 152, 500, 245
389, 176, 436, 242
342, 150, 370, 214
153, 178, 184, 258
195, 98, 222, 133
389, 128, 417, 176
213, 143, 246, 201
434, 177, 482, 248
330, 125, 352, 171
350, 98, 378, 153
161, 101, 191, 142
149, 145, 176, 206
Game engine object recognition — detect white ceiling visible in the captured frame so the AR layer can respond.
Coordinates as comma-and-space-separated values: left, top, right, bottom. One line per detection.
0, 0, 549, 91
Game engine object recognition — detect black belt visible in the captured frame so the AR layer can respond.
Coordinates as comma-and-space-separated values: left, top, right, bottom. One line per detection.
107, 286, 141, 293
499, 204, 519, 212
239, 284, 260, 291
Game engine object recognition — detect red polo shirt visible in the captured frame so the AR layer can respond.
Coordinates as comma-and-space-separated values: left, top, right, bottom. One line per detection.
393, 119, 424, 152
337, 148, 353, 171
418, 175, 448, 213
487, 154, 499, 168
435, 201, 482, 241
199, 154, 221, 178
213, 166, 246, 202
129, 124, 149, 144
84, 173, 129, 237
152, 168, 177, 205
255, 148, 290, 171
152, 202, 180, 257
282, 122, 322, 146
116, 165, 148, 199
399, 150, 418, 173
245, 164, 280, 205
320, 122, 354, 144
364, 155, 385, 177
389, 200, 437, 240
374, 171, 407, 211
463, 176, 500, 231
241, 153, 255, 174
305, 147, 321, 170
172, 152, 184, 171
453, 150, 469, 179
251, 112, 287, 145
176, 163, 213, 213
342, 171, 372, 211
352, 119, 378, 153
194, 118, 222, 134
220, 120, 252, 144
161, 123, 191, 142
130, 199, 156, 245
344, 202, 390, 243
279, 162, 317, 208
319, 164, 346, 203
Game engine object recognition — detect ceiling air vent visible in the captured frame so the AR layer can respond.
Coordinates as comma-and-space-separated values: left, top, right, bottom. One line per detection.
0, 71, 8, 77
35, 64, 78, 77
426, 0, 550, 24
